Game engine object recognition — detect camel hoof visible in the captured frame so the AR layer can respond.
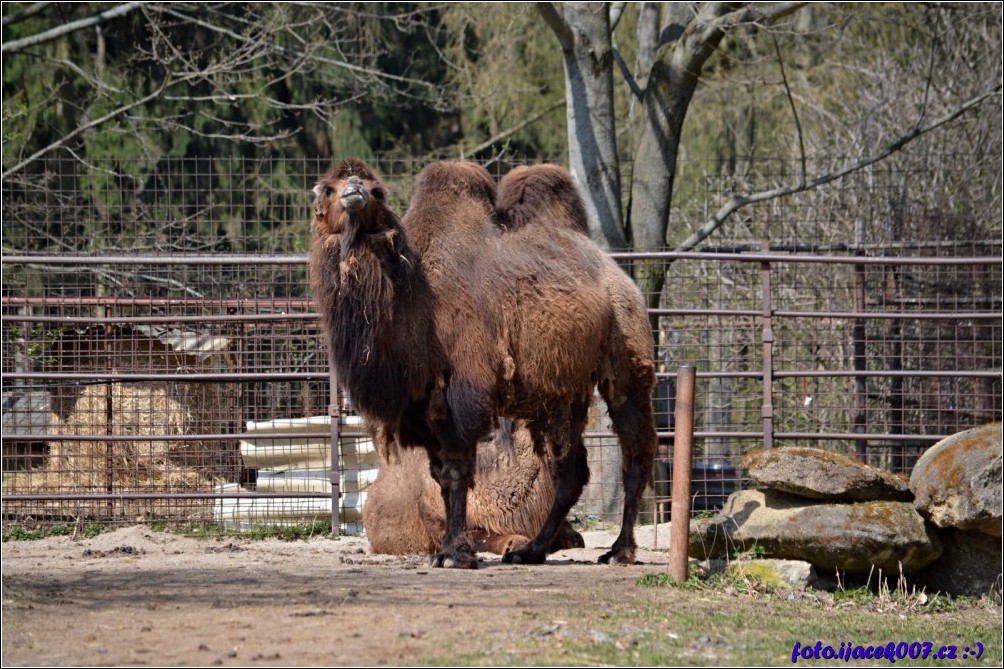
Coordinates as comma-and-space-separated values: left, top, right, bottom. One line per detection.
549, 524, 586, 552
430, 551, 479, 569
598, 548, 637, 565
501, 547, 546, 565
501, 536, 531, 555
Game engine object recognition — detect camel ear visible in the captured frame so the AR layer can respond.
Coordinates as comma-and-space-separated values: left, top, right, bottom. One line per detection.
313, 183, 333, 200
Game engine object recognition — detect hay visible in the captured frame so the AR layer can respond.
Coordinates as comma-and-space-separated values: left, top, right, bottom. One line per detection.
4, 384, 214, 519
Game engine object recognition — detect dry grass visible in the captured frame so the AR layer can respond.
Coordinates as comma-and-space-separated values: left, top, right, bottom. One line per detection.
4, 384, 215, 520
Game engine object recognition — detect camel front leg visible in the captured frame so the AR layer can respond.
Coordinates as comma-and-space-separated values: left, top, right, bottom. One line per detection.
426, 377, 492, 569
428, 448, 478, 569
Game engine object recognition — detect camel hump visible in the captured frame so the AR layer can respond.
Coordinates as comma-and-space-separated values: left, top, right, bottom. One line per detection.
495, 164, 590, 235
413, 161, 497, 208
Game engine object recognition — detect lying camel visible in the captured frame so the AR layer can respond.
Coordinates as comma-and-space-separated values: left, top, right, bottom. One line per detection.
362, 418, 585, 555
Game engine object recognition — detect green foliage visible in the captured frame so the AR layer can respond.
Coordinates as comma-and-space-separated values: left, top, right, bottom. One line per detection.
148, 519, 336, 541
730, 542, 767, 561
1, 3, 469, 256
11, 324, 65, 369
637, 572, 704, 589
834, 584, 874, 606
439, 4, 566, 161
2, 523, 108, 541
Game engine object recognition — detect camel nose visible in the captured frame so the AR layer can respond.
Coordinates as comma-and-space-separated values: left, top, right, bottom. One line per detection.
340, 177, 368, 210
342, 177, 364, 196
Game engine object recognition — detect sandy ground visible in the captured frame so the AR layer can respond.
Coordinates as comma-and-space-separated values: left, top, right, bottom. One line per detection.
2, 524, 682, 667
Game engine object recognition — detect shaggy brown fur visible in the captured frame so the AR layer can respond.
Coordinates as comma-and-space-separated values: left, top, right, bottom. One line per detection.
491, 164, 657, 565
494, 164, 589, 235
362, 419, 585, 555
311, 158, 655, 568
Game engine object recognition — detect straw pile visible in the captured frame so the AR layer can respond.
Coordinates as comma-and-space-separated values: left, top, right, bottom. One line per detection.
5, 384, 214, 520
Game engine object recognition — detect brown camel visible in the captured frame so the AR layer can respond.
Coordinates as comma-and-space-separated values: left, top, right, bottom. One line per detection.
310, 158, 655, 568
491, 163, 657, 564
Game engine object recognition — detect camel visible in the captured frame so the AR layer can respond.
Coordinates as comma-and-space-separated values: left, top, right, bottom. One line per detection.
362, 418, 585, 556
310, 158, 655, 568
491, 163, 658, 564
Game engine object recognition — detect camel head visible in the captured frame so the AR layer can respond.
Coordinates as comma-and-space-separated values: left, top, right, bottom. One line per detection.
313, 158, 395, 255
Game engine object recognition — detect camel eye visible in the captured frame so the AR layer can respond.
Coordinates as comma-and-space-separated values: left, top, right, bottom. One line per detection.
372, 185, 387, 201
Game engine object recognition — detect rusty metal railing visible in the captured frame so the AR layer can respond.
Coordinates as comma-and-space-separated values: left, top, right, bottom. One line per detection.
2, 251, 1000, 526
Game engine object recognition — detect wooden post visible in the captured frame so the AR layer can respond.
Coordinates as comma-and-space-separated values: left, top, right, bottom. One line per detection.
669, 365, 695, 582
328, 356, 341, 537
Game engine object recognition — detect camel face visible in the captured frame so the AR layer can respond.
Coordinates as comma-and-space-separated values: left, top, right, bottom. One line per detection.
312, 159, 394, 248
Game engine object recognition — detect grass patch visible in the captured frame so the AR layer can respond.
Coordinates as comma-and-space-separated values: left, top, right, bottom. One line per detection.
145, 519, 337, 541
3, 519, 340, 543
638, 572, 706, 590
419, 585, 1002, 667
2, 523, 108, 542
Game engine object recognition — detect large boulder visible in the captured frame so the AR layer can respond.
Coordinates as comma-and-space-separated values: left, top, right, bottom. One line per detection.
914, 529, 1003, 598
742, 447, 910, 502
909, 423, 1002, 536
689, 489, 942, 573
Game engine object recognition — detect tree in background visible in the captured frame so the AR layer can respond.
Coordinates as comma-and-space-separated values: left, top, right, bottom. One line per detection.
538, 3, 1001, 298
2, 3, 456, 167
3, 2, 1000, 258
2, 2, 458, 256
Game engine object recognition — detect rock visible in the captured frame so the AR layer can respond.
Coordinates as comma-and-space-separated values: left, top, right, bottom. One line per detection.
914, 529, 1002, 599
909, 423, 1002, 536
689, 489, 942, 573
724, 559, 817, 591
742, 447, 910, 502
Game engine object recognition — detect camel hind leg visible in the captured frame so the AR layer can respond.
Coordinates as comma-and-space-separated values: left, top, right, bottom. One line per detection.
598, 381, 657, 565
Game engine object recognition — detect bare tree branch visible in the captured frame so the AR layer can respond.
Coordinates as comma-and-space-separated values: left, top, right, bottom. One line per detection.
537, 3, 573, 51
1, 2, 141, 53
612, 47, 643, 99
2, 2, 53, 28
609, 2, 627, 32
713, 2, 809, 31
772, 33, 806, 183
458, 99, 566, 157
2, 82, 169, 180
149, 4, 440, 92
675, 84, 1002, 251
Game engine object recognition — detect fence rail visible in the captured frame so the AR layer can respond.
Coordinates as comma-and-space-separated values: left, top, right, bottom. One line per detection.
2, 248, 1000, 529
2, 148, 1000, 527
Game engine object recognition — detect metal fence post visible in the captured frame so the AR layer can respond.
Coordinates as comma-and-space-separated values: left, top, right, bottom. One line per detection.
669, 365, 695, 582
328, 358, 341, 537
760, 245, 774, 450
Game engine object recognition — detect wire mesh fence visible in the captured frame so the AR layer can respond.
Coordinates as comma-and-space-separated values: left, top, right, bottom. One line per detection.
2, 154, 1001, 532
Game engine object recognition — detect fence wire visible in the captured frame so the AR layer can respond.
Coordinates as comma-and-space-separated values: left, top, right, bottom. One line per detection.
2, 155, 1001, 530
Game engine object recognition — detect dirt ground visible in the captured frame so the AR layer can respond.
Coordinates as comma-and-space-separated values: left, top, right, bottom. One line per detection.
2, 524, 684, 666
3, 524, 1001, 667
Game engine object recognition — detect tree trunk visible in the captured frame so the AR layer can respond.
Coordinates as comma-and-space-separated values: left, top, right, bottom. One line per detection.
539, 2, 626, 250
629, 4, 733, 313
